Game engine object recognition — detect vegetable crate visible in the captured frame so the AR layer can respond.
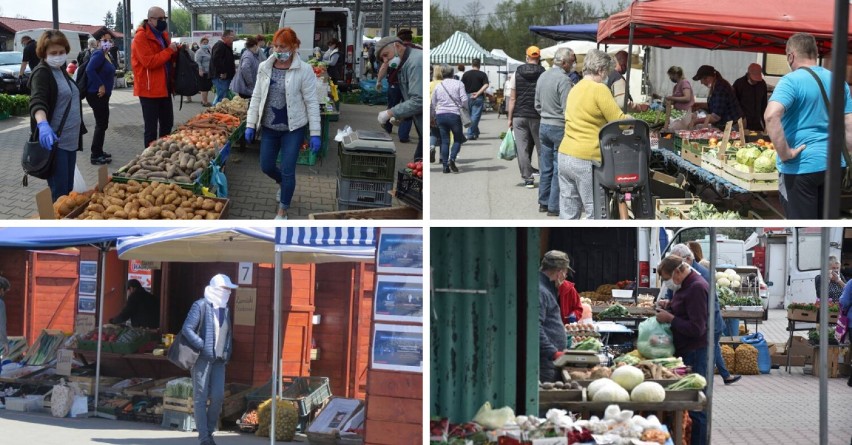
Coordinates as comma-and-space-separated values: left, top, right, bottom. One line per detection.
221, 383, 252, 419
163, 396, 194, 414
336, 178, 393, 208
655, 198, 701, 220
719, 166, 778, 192
338, 145, 396, 181
161, 409, 196, 432
297, 148, 319, 166
237, 400, 261, 433
109, 338, 147, 355
787, 309, 818, 322
308, 205, 421, 220
280, 376, 331, 417
657, 131, 676, 153
395, 170, 422, 210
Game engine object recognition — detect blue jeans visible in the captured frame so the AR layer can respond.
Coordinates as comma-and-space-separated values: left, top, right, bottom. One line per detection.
48, 149, 77, 202
467, 94, 485, 138
538, 123, 562, 213
212, 78, 230, 105
436, 113, 465, 166
429, 125, 441, 148
383, 84, 412, 141
192, 357, 226, 443
724, 318, 740, 336
714, 330, 731, 379
681, 347, 708, 445
259, 126, 306, 209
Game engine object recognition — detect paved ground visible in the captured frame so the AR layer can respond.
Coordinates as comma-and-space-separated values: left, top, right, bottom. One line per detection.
429, 111, 551, 220
0, 88, 417, 219
0, 409, 307, 444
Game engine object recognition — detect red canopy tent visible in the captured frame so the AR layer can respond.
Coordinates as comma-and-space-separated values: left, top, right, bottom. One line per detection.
597, 0, 852, 55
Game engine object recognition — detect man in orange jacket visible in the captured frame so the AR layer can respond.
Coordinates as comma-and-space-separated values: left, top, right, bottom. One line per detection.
132, 6, 179, 148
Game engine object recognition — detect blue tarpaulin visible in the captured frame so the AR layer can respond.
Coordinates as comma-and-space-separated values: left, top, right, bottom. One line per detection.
0, 227, 164, 249
528, 23, 599, 42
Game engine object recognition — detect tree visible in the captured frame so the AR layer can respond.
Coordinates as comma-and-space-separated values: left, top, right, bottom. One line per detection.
104, 11, 115, 29
115, 2, 125, 33
170, 8, 191, 37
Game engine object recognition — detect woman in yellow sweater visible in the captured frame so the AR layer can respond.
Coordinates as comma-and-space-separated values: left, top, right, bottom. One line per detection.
558, 49, 629, 219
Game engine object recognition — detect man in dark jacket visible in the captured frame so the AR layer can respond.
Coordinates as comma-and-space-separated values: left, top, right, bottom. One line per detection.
182, 274, 236, 445
210, 30, 236, 105
110, 279, 159, 328
539, 250, 572, 383
655, 255, 709, 445
509, 46, 546, 188
733, 63, 768, 131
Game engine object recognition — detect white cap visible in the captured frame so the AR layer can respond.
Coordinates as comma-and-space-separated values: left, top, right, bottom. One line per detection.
210, 274, 238, 289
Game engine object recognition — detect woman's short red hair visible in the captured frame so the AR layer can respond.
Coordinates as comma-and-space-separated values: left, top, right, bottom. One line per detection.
272, 28, 300, 48
36, 29, 70, 59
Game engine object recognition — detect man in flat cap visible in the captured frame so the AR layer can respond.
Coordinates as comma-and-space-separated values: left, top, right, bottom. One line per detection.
539, 250, 573, 382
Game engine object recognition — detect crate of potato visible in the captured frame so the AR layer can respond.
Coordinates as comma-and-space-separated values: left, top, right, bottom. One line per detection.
113, 139, 216, 189
53, 190, 96, 218
69, 180, 229, 220
176, 112, 243, 150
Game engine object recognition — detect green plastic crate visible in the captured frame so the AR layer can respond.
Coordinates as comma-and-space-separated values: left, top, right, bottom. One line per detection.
338, 144, 396, 181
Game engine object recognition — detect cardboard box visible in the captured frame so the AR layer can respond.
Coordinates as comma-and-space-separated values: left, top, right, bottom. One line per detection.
772, 353, 807, 367
37, 166, 109, 219
787, 308, 818, 322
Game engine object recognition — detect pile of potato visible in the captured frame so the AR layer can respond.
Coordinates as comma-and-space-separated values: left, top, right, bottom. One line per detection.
114, 140, 213, 183
206, 97, 248, 121
734, 344, 760, 375
75, 180, 224, 220
255, 398, 298, 441
53, 191, 95, 218
721, 345, 737, 373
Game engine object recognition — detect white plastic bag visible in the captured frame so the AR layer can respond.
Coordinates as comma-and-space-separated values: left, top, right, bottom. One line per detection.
73, 164, 88, 193
70, 395, 88, 417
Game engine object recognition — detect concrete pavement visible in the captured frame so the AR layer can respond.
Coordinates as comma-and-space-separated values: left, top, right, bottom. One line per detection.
0, 88, 417, 219
429, 111, 552, 220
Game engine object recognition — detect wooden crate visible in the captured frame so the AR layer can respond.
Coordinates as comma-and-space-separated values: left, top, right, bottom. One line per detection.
656, 198, 701, 220
221, 383, 252, 420
787, 308, 818, 322
163, 396, 193, 414
680, 142, 705, 166
812, 346, 849, 378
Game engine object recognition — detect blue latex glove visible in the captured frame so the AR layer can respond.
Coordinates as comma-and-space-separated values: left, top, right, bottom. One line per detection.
37, 121, 57, 150
310, 136, 322, 154
245, 127, 255, 143
567, 314, 577, 323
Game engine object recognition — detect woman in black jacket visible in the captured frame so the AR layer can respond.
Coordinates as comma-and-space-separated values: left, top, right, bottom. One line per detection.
28, 30, 86, 201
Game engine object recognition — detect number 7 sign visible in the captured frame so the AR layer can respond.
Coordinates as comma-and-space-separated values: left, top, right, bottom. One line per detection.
238, 262, 253, 285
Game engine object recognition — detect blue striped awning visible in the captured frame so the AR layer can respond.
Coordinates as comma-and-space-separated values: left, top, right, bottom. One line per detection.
275, 227, 376, 260
430, 31, 506, 65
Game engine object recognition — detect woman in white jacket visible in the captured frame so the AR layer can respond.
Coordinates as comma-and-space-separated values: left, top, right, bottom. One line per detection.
245, 28, 321, 220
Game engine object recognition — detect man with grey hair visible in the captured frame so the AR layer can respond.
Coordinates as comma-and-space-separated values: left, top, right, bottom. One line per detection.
538, 250, 572, 382
509, 46, 546, 188
0, 276, 9, 358
814, 255, 846, 302
765, 32, 852, 219
665, 244, 741, 385
534, 47, 575, 217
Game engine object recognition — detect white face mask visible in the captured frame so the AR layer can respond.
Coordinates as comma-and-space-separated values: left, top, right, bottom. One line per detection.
276, 51, 292, 62
205, 286, 232, 308
664, 279, 681, 292
387, 47, 401, 69
46, 54, 66, 68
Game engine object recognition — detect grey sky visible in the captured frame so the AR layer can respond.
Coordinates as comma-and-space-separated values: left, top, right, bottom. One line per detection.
2, 1, 177, 29
443, 0, 627, 20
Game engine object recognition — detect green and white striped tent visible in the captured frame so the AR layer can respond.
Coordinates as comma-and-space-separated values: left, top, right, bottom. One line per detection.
431, 31, 506, 65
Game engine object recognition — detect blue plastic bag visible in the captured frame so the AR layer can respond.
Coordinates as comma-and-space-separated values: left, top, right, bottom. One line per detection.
742, 332, 772, 374
210, 164, 228, 198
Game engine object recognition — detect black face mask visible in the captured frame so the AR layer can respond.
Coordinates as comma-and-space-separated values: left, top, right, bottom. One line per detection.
155, 19, 168, 32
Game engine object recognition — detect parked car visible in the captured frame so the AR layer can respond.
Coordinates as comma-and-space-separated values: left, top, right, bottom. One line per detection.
0, 51, 30, 94
232, 39, 246, 59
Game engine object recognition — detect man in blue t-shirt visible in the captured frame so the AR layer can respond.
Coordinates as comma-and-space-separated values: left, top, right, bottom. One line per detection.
765, 32, 852, 219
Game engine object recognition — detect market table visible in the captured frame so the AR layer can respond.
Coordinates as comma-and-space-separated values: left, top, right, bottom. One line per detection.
651, 149, 784, 218
783, 318, 836, 373
73, 350, 185, 380
539, 393, 706, 445
721, 309, 766, 334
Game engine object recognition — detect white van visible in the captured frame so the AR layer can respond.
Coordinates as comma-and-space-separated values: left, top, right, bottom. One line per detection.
279, 7, 364, 88
14, 28, 90, 66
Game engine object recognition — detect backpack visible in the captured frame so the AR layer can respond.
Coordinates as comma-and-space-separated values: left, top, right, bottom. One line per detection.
174, 46, 200, 109
74, 50, 92, 101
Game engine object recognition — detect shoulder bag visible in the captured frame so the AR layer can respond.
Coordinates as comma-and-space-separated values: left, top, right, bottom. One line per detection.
800, 66, 852, 192
441, 81, 472, 128
21, 74, 74, 186
167, 300, 207, 370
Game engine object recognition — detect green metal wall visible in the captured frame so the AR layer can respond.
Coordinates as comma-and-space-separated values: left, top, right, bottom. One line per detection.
431, 227, 540, 423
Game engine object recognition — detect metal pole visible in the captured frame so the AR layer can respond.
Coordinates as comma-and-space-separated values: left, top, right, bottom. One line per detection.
624, 23, 634, 110
825, 0, 848, 219
93, 246, 107, 417
52, 0, 59, 29
167, 0, 172, 37
705, 228, 717, 445
818, 228, 830, 444
125, 0, 131, 73
270, 250, 283, 445
381, 0, 391, 38
354, 0, 362, 34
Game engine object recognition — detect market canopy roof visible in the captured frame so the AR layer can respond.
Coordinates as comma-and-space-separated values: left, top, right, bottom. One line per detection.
275, 227, 376, 262
0, 228, 161, 249
431, 31, 506, 65
529, 23, 598, 42
597, 0, 851, 55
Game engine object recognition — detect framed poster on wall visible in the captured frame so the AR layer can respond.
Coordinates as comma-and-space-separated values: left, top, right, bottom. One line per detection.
371, 324, 422, 372
376, 228, 423, 274
78, 278, 97, 296
79, 260, 98, 279
374, 275, 423, 323
77, 296, 96, 314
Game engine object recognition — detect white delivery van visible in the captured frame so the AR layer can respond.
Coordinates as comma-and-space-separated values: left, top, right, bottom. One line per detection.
279, 7, 364, 89
14, 29, 90, 66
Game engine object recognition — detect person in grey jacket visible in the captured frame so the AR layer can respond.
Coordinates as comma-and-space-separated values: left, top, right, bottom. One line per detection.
195, 36, 213, 106
375, 36, 423, 160
181, 274, 237, 445
0, 276, 9, 358
539, 250, 572, 383
535, 48, 575, 217
230, 36, 261, 99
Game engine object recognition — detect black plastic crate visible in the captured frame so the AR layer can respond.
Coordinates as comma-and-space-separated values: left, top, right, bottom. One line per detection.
337, 178, 393, 207
336, 199, 389, 212
394, 170, 422, 210
338, 144, 396, 181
